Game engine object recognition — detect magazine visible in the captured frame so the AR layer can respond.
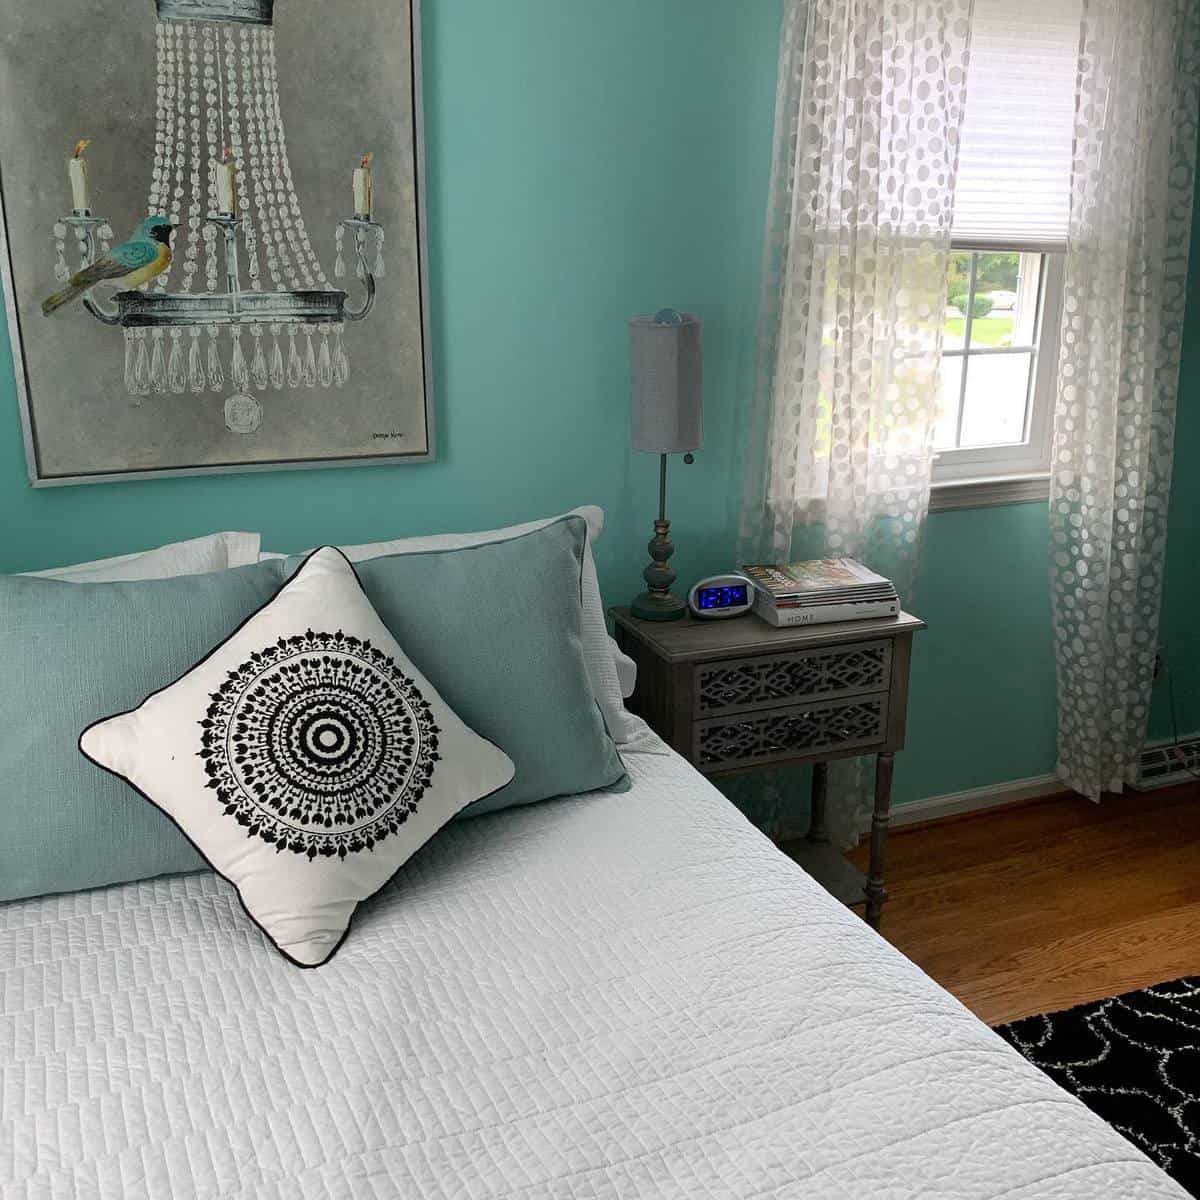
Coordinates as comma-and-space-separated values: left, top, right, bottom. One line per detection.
740, 557, 896, 602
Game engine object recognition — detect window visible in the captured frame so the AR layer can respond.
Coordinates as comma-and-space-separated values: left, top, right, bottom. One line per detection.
932, 248, 1063, 487
930, 0, 1078, 505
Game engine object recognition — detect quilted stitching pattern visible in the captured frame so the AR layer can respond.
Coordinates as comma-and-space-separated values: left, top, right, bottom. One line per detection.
0, 744, 1187, 1198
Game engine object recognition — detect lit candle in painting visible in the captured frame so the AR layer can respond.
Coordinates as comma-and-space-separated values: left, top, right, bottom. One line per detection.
67, 139, 90, 213
353, 153, 373, 219
216, 147, 238, 216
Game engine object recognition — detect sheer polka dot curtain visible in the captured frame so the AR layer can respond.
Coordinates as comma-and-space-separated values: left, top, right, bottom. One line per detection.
739, 0, 1200, 836
738, 0, 972, 591
1049, 0, 1199, 800
737, 0, 972, 843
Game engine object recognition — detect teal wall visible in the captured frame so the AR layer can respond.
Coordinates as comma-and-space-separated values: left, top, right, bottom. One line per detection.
1150, 153, 1200, 744
894, 502, 1059, 803
1, 2, 1197, 812
0, 1, 781, 597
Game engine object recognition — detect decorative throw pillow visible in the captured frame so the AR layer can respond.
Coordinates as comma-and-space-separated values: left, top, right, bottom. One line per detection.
80, 547, 514, 967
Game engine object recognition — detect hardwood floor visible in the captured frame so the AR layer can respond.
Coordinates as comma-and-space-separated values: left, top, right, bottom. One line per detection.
840, 781, 1200, 1026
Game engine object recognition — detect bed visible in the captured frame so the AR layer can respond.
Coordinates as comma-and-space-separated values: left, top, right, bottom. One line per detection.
1, 727, 1186, 1198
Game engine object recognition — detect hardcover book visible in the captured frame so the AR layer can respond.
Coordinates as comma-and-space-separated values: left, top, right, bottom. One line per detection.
751, 590, 899, 627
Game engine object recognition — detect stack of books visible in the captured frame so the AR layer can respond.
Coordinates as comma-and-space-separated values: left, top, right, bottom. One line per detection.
740, 558, 899, 627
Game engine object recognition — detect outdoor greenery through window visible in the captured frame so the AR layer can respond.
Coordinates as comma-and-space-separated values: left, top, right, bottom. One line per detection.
935, 250, 1044, 452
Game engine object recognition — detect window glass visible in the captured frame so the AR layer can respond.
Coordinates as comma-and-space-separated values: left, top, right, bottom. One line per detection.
959, 352, 1033, 448
968, 252, 1022, 349
944, 252, 972, 351
938, 250, 1045, 453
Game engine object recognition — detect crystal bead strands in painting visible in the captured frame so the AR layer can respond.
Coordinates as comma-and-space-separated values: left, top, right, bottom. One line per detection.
51, 0, 383, 431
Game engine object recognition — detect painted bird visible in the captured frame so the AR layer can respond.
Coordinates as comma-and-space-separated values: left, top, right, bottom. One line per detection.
42, 215, 175, 317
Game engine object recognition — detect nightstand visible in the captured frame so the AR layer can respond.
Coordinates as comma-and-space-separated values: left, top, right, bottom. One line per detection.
610, 607, 924, 928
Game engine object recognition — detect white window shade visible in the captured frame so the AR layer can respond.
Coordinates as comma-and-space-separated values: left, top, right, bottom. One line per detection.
951, 0, 1081, 251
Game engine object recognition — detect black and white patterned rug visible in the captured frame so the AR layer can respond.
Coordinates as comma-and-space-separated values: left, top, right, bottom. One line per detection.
996, 978, 1200, 1197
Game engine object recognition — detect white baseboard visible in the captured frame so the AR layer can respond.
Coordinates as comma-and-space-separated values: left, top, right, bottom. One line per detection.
891, 772, 1064, 828
775, 772, 1066, 842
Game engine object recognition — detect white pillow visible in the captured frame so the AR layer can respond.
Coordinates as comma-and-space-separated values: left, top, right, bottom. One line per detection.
28, 532, 261, 582
260, 507, 636, 742
80, 547, 514, 968
610, 635, 637, 699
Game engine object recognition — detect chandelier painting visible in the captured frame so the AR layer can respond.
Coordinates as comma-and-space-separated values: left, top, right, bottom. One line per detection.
1, 0, 433, 484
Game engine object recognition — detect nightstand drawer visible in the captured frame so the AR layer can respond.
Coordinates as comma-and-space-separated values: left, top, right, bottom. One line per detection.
694, 692, 888, 771
693, 639, 891, 718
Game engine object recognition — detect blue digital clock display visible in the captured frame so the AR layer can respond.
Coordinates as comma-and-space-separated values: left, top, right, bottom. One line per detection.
697, 583, 749, 610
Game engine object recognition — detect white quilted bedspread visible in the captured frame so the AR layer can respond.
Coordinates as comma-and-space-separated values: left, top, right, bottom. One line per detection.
1, 737, 1186, 1199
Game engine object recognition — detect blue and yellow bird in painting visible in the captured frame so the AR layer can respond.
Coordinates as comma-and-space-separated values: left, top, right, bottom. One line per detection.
41, 215, 175, 316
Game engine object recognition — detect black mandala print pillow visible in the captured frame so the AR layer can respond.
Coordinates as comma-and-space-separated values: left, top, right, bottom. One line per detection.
81, 548, 514, 967
200, 629, 442, 859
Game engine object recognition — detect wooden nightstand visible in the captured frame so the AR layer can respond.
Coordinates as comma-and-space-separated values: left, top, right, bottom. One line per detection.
611, 607, 924, 928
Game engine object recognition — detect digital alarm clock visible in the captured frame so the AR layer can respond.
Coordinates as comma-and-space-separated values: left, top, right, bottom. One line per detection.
688, 574, 755, 619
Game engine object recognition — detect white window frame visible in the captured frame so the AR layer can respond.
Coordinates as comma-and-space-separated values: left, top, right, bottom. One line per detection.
930, 249, 1064, 511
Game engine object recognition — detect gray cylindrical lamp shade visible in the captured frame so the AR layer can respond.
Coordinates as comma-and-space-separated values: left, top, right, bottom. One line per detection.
629, 313, 703, 454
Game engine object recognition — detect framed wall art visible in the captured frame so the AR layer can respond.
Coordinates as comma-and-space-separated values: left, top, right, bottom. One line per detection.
0, 0, 434, 486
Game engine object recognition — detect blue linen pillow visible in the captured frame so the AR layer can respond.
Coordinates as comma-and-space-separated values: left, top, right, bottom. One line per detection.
0, 559, 287, 903
289, 515, 628, 817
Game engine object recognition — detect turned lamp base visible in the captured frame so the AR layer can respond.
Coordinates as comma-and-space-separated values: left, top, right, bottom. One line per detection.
632, 507, 686, 622
632, 589, 686, 622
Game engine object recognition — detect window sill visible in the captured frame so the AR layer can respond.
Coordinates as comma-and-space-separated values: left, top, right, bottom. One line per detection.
928, 473, 1050, 512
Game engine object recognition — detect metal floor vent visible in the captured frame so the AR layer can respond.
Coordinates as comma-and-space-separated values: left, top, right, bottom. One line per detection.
1134, 737, 1200, 789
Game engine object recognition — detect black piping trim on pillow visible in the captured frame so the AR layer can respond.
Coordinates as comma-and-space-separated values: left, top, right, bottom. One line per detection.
78, 545, 515, 970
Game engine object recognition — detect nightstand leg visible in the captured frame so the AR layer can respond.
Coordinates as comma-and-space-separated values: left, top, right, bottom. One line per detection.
808, 761, 829, 845
864, 751, 894, 929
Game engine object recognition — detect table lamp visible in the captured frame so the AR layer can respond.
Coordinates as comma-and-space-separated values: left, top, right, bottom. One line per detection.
629, 308, 703, 621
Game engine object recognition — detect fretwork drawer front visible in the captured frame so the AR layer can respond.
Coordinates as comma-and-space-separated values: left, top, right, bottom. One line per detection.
693, 639, 891, 718
694, 692, 889, 772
